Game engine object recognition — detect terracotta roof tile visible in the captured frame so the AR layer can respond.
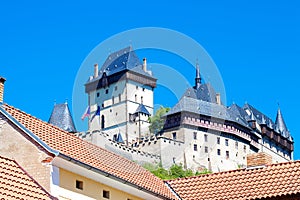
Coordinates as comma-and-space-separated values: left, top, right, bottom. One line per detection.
2, 104, 176, 200
0, 155, 57, 200
167, 161, 300, 200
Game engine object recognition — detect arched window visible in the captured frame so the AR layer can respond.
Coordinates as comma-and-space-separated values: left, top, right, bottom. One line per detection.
101, 115, 105, 129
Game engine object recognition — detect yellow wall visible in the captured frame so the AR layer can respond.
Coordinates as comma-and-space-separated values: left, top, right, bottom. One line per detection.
59, 168, 143, 200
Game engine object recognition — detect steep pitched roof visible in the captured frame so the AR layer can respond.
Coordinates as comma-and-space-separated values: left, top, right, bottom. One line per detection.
183, 83, 217, 103
0, 155, 57, 200
167, 160, 300, 200
87, 46, 154, 82
48, 102, 76, 132
1, 104, 176, 200
275, 107, 290, 138
135, 104, 151, 115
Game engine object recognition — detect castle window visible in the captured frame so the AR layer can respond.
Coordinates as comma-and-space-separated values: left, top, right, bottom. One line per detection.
225, 139, 229, 146
226, 151, 230, 159
172, 132, 177, 140
102, 103, 104, 108
119, 94, 121, 102
235, 141, 238, 149
101, 115, 105, 129
115, 86, 117, 91
136, 86, 138, 90
135, 94, 137, 102
205, 146, 208, 153
243, 145, 246, 153
75, 180, 83, 190
217, 149, 221, 156
217, 137, 220, 144
204, 134, 208, 142
193, 144, 198, 151
97, 92, 100, 97
141, 96, 143, 104
103, 190, 110, 199
193, 132, 197, 140
112, 96, 114, 105
142, 88, 145, 91
105, 89, 109, 94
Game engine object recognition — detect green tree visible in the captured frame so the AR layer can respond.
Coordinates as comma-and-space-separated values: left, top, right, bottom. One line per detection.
148, 106, 170, 134
143, 163, 211, 180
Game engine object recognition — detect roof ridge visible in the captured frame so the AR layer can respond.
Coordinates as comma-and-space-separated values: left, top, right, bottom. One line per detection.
2, 104, 158, 181
168, 160, 300, 183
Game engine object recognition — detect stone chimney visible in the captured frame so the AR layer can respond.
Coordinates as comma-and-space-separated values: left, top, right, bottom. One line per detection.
94, 64, 99, 79
142, 58, 147, 72
247, 152, 272, 168
0, 77, 6, 103
216, 93, 221, 105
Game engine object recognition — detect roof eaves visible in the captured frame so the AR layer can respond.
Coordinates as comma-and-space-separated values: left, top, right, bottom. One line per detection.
0, 104, 59, 157
58, 153, 174, 200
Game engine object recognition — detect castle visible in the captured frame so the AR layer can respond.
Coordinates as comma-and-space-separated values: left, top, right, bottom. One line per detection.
52, 47, 293, 172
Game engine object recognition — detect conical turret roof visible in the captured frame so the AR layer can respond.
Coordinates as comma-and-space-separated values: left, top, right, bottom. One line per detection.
48, 102, 76, 133
275, 107, 289, 138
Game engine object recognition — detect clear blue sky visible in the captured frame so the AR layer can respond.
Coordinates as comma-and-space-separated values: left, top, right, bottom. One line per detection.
0, 1, 299, 159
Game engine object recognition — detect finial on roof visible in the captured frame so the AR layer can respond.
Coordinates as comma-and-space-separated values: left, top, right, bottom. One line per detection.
261, 115, 266, 125
195, 59, 201, 89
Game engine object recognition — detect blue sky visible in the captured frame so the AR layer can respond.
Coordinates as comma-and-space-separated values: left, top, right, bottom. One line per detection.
0, 1, 299, 159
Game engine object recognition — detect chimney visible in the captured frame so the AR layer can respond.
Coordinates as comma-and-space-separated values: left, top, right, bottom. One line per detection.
142, 58, 147, 72
0, 77, 6, 103
247, 152, 272, 168
94, 64, 99, 79
216, 93, 221, 105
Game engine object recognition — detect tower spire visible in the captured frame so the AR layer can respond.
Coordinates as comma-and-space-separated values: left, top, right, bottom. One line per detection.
195, 59, 201, 89
275, 106, 288, 136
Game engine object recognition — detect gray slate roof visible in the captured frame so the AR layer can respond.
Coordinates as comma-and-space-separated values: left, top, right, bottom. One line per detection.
48, 103, 76, 133
88, 46, 154, 83
275, 108, 291, 139
183, 83, 217, 104
167, 96, 250, 128
135, 104, 151, 116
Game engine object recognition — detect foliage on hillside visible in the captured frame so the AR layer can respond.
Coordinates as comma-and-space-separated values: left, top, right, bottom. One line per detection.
143, 163, 212, 180
148, 106, 170, 134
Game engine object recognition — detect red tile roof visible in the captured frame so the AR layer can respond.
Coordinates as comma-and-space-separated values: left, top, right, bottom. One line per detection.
0, 155, 57, 200
167, 160, 300, 200
2, 104, 176, 200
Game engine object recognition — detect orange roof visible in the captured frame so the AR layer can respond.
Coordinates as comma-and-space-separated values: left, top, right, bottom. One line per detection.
1, 104, 176, 200
0, 155, 57, 200
167, 161, 300, 200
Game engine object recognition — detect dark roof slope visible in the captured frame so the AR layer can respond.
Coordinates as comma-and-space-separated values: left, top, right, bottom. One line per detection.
48, 103, 76, 132
183, 83, 217, 103
167, 160, 300, 200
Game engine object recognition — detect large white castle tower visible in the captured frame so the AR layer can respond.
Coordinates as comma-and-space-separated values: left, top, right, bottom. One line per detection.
84, 47, 157, 145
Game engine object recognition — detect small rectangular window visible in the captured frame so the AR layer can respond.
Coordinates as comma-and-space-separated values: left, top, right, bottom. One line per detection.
244, 145, 247, 153
217, 149, 221, 156
204, 134, 208, 142
103, 190, 110, 199
172, 132, 177, 140
76, 180, 83, 190
193, 132, 197, 140
115, 86, 118, 91
194, 144, 198, 151
119, 94, 121, 102
235, 141, 238, 149
225, 139, 229, 146
97, 92, 100, 97
205, 146, 208, 153
141, 96, 143, 104
226, 151, 229, 159
217, 137, 220, 144
105, 89, 109, 94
